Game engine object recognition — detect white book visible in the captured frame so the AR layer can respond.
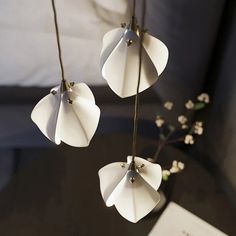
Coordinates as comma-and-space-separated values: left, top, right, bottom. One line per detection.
148, 202, 228, 236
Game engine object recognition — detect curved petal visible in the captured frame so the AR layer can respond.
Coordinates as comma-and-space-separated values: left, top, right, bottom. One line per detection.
127, 156, 162, 190
113, 171, 160, 223
56, 94, 100, 147
143, 33, 169, 76
102, 30, 158, 98
70, 83, 96, 104
31, 92, 61, 144
100, 28, 125, 71
98, 162, 128, 207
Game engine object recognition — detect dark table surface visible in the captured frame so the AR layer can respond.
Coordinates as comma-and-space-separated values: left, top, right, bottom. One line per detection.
0, 134, 235, 236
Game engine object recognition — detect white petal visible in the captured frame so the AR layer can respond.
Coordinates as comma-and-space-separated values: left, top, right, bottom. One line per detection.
70, 83, 96, 104
127, 156, 162, 190
102, 30, 158, 98
98, 162, 128, 207
113, 171, 160, 223
143, 33, 169, 76
56, 94, 100, 147
100, 28, 125, 71
31, 92, 61, 144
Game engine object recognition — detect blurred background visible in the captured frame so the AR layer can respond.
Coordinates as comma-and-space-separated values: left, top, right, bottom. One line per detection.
0, 0, 236, 235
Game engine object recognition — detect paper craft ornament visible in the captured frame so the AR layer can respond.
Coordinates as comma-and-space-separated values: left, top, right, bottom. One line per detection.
100, 18, 169, 98
98, 156, 162, 223
31, 81, 100, 147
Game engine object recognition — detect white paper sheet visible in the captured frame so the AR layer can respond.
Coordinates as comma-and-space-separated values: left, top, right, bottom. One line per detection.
149, 202, 228, 236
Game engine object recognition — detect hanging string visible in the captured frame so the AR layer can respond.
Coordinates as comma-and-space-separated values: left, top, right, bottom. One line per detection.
51, 0, 65, 82
131, 0, 146, 163
132, 0, 136, 18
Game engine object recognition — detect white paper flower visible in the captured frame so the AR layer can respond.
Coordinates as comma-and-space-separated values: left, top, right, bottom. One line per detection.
100, 21, 169, 98
98, 156, 162, 223
31, 81, 100, 147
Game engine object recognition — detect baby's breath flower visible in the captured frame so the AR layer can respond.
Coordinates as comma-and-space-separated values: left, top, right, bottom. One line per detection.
170, 160, 185, 173
155, 116, 165, 127
181, 124, 189, 130
178, 115, 188, 124
178, 162, 185, 170
194, 121, 204, 135
195, 121, 203, 127
184, 134, 194, 145
197, 93, 210, 103
185, 100, 194, 109
164, 101, 173, 110
162, 170, 171, 176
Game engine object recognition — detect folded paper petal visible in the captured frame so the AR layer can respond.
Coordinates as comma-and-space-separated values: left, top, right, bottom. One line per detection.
98, 156, 162, 223
31, 91, 61, 144
98, 162, 128, 206
101, 27, 169, 98
100, 28, 125, 71
31, 82, 100, 147
113, 170, 160, 223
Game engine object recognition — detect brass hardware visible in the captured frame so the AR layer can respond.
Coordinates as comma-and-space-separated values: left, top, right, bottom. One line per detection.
121, 163, 126, 168
129, 177, 135, 184
126, 39, 133, 46
51, 90, 57, 95
121, 23, 126, 28
68, 99, 73, 104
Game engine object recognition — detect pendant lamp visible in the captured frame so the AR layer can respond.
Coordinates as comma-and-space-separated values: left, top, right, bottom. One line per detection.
99, 156, 162, 223
31, 0, 100, 147
100, 1, 169, 98
99, 0, 165, 222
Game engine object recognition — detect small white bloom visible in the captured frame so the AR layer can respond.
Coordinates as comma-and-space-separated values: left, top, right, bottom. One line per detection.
181, 124, 189, 130
178, 115, 188, 124
155, 116, 165, 127
178, 162, 185, 170
162, 170, 171, 176
195, 121, 203, 127
164, 101, 173, 110
194, 121, 204, 135
197, 93, 210, 103
184, 134, 194, 145
185, 100, 194, 109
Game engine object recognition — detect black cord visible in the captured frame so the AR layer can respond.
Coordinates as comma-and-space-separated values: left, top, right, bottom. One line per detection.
132, 0, 136, 18
51, 0, 65, 82
131, 0, 146, 162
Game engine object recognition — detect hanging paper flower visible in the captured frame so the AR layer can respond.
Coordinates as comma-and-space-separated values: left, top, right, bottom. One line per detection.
31, 81, 100, 147
98, 156, 162, 223
100, 18, 169, 98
